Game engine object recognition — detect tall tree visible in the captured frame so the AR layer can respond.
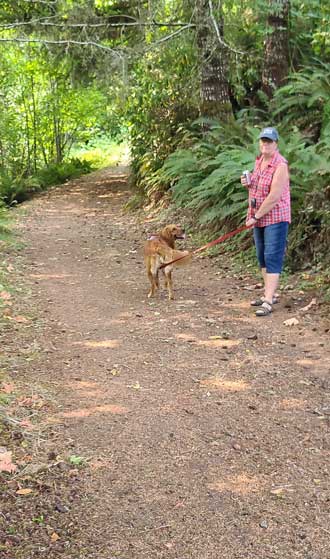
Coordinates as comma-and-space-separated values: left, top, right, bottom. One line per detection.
262, 0, 290, 96
196, 0, 233, 120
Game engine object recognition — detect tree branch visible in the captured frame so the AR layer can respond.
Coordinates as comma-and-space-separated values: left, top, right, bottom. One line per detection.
19, 0, 58, 4
0, 15, 59, 29
146, 24, 194, 47
0, 37, 123, 56
0, 19, 196, 30
208, 0, 245, 56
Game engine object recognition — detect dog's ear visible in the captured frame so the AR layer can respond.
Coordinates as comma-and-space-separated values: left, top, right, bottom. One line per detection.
161, 225, 174, 239
169, 224, 181, 236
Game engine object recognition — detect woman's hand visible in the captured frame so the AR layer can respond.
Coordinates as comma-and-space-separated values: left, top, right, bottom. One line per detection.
246, 217, 257, 227
241, 175, 249, 188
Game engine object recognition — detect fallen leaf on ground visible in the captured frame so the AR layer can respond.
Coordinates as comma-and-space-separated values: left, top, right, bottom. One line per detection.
2, 308, 12, 316
10, 315, 31, 323
127, 381, 141, 390
1, 383, 15, 394
299, 298, 317, 312
20, 419, 34, 429
16, 488, 33, 495
0, 450, 17, 473
17, 395, 45, 408
0, 291, 11, 300
50, 532, 60, 542
270, 488, 284, 496
283, 317, 299, 326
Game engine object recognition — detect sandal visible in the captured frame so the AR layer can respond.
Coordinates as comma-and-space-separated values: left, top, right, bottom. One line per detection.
251, 296, 279, 306
255, 301, 273, 316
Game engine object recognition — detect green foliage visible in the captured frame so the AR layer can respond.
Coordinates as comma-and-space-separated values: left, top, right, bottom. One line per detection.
0, 171, 40, 205
157, 122, 257, 228
0, 0, 330, 276
0, 202, 9, 234
156, 118, 330, 274
72, 136, 130, 169
272, 62, 330, 140
0, 42, 112, 181
68, 455, 85, 466
126, 33, 198, 197
36, 158, 94, 188
0, 159, 93, 205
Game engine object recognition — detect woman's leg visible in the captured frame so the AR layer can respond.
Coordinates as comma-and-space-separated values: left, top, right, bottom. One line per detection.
251, 227, 268, 301
253, 225, 265, 270
263, 222, 289, 303
264, 273, 280, 304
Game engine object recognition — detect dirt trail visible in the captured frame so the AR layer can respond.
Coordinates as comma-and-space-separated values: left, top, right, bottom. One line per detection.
4, 167, 330, 558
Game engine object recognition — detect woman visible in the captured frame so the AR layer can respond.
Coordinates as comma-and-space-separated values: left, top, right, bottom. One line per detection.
241, 127, 290, 317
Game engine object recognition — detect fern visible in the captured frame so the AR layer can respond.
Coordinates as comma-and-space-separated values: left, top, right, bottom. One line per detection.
273, 63, 330, 139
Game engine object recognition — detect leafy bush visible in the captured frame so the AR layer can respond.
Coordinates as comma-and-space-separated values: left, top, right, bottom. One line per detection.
272, 62, 330, 140
157, 122, 258, 229
0, 158, 94, 206
71, 137, 130, 169
36, 158, 94, 188
0, 201, 10, 233
0, 170, 41, 205
126, 38, 199, 198
156, 118, 330, 271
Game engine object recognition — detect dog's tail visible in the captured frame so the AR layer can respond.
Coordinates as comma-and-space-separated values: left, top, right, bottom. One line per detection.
162, 249, 192, 268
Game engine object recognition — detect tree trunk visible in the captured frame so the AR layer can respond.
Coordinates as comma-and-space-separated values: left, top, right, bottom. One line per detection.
50, 79, 63, 164
196, 0, 233, 121
262, 0, 290, 97
21, 90, 32, 174
29, 75, 38, 172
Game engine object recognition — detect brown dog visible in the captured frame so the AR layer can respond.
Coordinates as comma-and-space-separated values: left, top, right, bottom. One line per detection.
143, 224, 191, 300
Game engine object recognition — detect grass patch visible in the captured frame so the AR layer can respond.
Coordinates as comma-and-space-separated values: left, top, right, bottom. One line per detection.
71, 137, 130, 169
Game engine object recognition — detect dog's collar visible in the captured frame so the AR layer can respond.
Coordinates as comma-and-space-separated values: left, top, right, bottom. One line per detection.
147, 234, 159, 241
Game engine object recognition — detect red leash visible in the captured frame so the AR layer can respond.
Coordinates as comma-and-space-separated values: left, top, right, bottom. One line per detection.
160, 223, 252, 269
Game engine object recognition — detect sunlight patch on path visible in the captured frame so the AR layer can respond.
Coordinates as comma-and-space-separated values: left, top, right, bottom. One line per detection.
73, 339, 121, 349
29, 273, 72, 280
66, 380, 106, 400
198, 339, 240, 348
175, 333, 198, 342
67, 380, 99, 389
200, 377, 250, 391
279, 398, 308, 410
208, 474, 263, 495
175, 333, 240, 348
222, 301, 251, 310
59, 404, 128, 418
296, 358, 327, 368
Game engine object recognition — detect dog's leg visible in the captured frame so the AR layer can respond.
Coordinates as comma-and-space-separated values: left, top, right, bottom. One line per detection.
162, 269, 168, 289
148, 263, 160, 298
164, 269, 174, 300
147, 269, 156, 298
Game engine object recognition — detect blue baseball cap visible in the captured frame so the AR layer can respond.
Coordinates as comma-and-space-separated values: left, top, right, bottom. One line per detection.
259, 127, 279, 142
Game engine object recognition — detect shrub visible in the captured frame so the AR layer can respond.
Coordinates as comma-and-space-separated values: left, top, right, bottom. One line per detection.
36, 158, 94, 188
156, 119, 330, 270
0, 158, 94, 206
0, 170, 41, 205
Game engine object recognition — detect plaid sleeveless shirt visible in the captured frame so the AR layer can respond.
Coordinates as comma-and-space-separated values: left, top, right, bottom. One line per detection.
247, 150, 291, 226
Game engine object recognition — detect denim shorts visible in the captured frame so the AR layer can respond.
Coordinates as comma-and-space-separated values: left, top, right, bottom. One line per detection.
253, 222, 289, 273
